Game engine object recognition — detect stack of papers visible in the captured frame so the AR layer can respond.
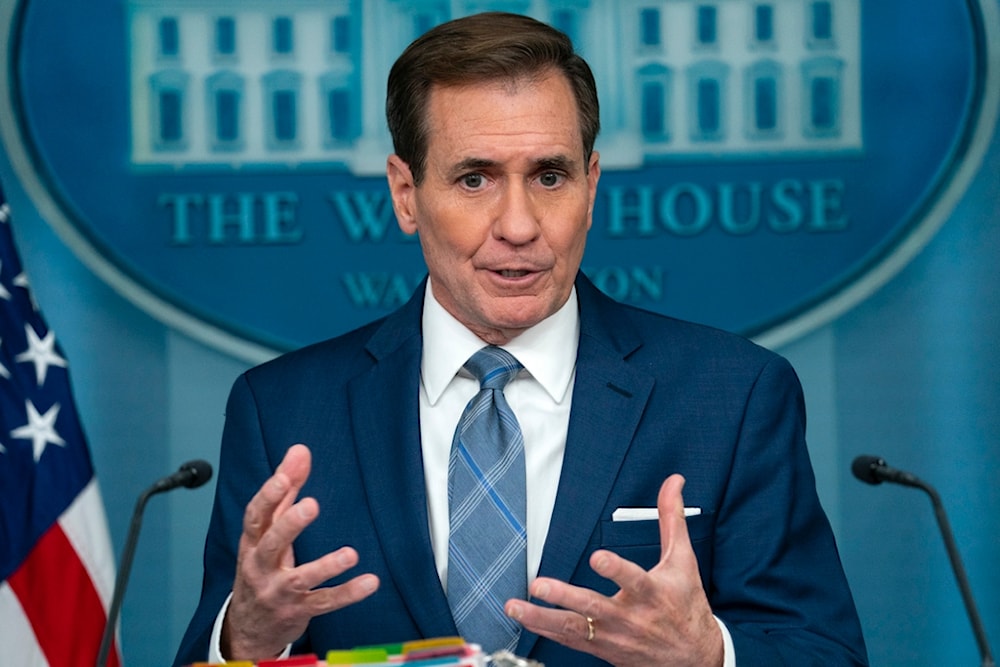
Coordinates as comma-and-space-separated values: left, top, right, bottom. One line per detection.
188, 636, 487, 666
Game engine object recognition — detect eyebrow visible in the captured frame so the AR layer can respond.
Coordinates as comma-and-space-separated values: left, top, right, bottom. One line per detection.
447, 154, 579, 179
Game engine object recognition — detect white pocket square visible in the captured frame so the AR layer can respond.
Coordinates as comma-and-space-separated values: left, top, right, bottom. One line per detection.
612, 507, 702, 521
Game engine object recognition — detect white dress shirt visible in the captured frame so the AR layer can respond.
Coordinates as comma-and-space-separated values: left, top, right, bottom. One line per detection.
420, 280, 577, 588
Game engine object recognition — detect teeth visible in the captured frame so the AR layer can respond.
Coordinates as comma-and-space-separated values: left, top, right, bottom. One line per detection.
499, 270, 529, 278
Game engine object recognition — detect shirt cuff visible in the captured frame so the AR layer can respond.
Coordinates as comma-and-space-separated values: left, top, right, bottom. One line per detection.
208, 592, 292, 663
715, 615, 737, 667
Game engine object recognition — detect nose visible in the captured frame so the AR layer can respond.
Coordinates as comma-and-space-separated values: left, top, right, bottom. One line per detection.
494, 181, 541, 245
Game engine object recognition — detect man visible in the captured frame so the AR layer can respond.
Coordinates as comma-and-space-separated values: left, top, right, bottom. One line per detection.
175, 12, 868, 666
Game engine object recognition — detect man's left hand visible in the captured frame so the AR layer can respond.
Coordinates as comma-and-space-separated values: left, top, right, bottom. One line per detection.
504, 474, 723, 667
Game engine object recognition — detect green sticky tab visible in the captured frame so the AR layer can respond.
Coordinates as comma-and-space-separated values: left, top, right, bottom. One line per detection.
324, 647, 390, 664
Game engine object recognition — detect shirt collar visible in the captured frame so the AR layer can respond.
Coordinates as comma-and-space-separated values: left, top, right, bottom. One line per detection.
421, 280, 580, 405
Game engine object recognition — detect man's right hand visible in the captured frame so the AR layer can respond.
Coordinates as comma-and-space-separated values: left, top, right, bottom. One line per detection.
221, 444, 380, 659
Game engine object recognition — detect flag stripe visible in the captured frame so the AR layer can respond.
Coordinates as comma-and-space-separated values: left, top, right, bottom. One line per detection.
7, 522, 120, 667
0, 582, 49, 667
59, 480, 117, 610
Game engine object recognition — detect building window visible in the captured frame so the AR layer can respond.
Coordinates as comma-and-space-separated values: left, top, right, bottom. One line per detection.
697, 6, 717, 46
216, 90, 239, 141
642, 82, 667, 138
807, 1, 835, 49
264, 71, 301, 148
754, 5, 774, 43
331, 15, 351, 54
321, 71, 358, 146
207, 72, 244, 149
215, 17, 236, 56
159, 90, 183, 142
802, 57, 843, 137
744, 61, 783, 139
698, 79, 720, 133
810, 77, 835, 129
273, 17, 294, 55
149, 70, 188, 150
640, 8, 661, 48
328, 89, 351, 141
158, 17, 179, 57
811, 1, 833, 41
274, 91, 296, 141
688, 62, 728, 141
755, 78, 777, 131
638, 64, 672, 141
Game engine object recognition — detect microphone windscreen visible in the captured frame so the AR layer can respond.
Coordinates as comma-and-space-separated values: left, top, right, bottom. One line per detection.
180, 459, 213, 488
851, 455, 884, 485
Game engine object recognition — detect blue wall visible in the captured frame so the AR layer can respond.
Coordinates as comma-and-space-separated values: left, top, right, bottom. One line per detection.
2, 9, 999, 667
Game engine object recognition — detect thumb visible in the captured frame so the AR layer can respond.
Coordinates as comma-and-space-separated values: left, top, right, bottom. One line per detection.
658, 473, 690, 562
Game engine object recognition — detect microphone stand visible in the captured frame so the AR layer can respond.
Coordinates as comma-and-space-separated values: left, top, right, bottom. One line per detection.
95, 483, 162, 667
96, 460, 212, 667
907, 475, 995, 667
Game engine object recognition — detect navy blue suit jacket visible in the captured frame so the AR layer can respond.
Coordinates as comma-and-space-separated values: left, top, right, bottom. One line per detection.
175, 275, 867, 666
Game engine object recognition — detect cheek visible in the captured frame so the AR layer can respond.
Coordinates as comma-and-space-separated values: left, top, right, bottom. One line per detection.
418, 201, 487, 260
548, 213, 591, 259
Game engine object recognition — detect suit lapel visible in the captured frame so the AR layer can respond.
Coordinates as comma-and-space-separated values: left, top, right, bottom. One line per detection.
516, 277, 654, 657
349, 287, 458, 639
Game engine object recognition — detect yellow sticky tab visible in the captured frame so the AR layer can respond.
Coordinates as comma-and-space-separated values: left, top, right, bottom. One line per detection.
401, 636, 465, 654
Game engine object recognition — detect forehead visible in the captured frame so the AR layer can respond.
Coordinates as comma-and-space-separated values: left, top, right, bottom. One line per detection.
422, 72, 583, 162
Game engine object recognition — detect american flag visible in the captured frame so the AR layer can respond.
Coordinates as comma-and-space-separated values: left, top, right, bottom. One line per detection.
0, 183, 121, 666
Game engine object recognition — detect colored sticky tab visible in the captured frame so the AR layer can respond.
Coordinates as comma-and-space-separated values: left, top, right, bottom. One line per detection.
257, 655, 318, 667
401, 637, 465, 654
325, 647, 390, 664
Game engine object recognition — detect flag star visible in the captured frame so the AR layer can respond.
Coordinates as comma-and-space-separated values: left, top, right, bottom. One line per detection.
0, 261, 11, 301
13, 272, 38, 310
11, 400, 66, 461
16, 324, 67, 385
0, 338, 10, 379
0, 202, 9, 223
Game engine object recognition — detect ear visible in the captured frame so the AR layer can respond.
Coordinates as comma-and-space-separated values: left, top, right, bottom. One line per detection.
386, 154, 418, 235
585, 150, 601, 230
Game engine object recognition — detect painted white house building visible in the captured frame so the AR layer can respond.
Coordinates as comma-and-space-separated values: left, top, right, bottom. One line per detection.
127, 0, 861, 173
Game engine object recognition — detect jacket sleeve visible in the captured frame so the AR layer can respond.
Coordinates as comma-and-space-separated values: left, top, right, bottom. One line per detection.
710, 356, 868, 665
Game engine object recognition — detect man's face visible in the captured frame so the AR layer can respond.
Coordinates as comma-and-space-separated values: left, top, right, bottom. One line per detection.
387, 70, 600, 345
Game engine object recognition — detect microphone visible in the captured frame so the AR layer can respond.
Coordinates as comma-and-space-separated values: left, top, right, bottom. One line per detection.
851, 455, 995, 667
851, 454, 923, 487
150, 458, 213, 493
96, 460, 214, 667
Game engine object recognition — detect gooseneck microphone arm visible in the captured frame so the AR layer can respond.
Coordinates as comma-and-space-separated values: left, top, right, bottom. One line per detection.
852, 455, 995, 667
96, 460, 213, 667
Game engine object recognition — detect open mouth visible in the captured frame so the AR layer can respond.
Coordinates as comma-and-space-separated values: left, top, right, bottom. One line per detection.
497, 269, 531, 278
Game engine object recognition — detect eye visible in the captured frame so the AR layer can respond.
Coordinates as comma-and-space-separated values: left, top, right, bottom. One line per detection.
538, 171, 564, 188
460, 173, 485, 189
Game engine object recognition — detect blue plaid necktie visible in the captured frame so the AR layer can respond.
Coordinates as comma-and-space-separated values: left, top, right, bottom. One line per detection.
447, 346, 527, 654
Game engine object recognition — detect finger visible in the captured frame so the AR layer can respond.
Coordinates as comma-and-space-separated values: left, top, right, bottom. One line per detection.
271, 444, 312, 518
505, 599, 594, 651
252, 496, 320, 570
588, 548, 653, 597
657, 473, 690, 562
242, 445, 311, 542
274, 546, 362, 595
526, 577, 607, 621
302, 572, 381, 616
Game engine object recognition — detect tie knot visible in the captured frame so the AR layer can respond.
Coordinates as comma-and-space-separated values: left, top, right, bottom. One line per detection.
465, 346, 522, 391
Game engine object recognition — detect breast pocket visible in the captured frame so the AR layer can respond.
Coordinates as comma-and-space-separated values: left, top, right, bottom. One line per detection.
597, 513, 714, 572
